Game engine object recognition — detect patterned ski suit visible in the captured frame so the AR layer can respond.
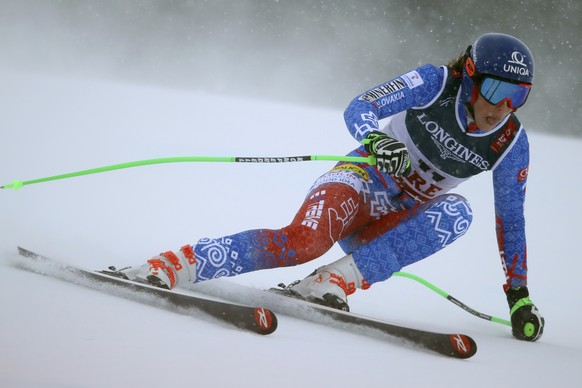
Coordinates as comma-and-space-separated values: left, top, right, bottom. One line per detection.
189, 64, 529, 292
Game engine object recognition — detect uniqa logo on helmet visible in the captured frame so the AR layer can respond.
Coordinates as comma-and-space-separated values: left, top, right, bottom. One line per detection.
504, 51, 531, 77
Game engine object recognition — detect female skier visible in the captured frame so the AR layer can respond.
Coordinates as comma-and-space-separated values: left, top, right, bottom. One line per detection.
115, 32, 544, 341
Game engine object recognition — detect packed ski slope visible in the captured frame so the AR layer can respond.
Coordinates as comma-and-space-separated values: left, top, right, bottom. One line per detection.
1, 73, 581, 387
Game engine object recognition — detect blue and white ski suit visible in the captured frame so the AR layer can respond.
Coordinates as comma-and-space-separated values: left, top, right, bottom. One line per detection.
190, 64, 529, 292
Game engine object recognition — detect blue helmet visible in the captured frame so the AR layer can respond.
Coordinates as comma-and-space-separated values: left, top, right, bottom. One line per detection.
468, 33, 534, 84
461, 33, 534, 106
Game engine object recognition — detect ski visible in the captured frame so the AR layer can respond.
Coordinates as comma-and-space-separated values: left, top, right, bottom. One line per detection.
194, 281, 478, 359
16, 247, 277, 335
16, 246, 476, 357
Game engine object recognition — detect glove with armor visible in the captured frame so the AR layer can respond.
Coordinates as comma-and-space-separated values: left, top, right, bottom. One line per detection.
362, 132, 411, 177
506, 286, 545, 341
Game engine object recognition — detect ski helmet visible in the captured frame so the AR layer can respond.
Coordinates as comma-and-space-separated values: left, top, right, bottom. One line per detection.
466, 33, 534, 84
461, 33, 534, 109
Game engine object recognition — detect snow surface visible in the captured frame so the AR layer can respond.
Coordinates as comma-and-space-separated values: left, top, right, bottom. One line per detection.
1, 73, 581, 387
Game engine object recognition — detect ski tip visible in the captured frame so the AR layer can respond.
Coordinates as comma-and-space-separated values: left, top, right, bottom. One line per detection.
17, 246, 37, 258
253, 308, 278, 335
449, 334, 477, 359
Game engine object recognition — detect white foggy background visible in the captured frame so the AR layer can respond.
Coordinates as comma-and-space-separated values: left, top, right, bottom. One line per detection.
1, 2, 582, 387
0, 0, 580, 137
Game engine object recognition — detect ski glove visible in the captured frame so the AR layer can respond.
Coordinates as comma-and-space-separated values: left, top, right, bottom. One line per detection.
362, 132, 411, 177
506, 286, 545, 341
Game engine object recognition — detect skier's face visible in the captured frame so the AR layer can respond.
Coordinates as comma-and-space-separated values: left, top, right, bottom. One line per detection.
472, 94, 513, 132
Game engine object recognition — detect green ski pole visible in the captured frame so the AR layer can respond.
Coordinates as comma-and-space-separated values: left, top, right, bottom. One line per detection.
1, 154, 376, 191
393, 271, 511, 326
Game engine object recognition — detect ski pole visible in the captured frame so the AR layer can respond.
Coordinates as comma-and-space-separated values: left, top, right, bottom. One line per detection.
393, 271, 511, 326
1, 154, 376, 191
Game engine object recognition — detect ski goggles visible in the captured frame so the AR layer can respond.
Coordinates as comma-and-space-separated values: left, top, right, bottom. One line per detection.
479, 76, 532, 111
